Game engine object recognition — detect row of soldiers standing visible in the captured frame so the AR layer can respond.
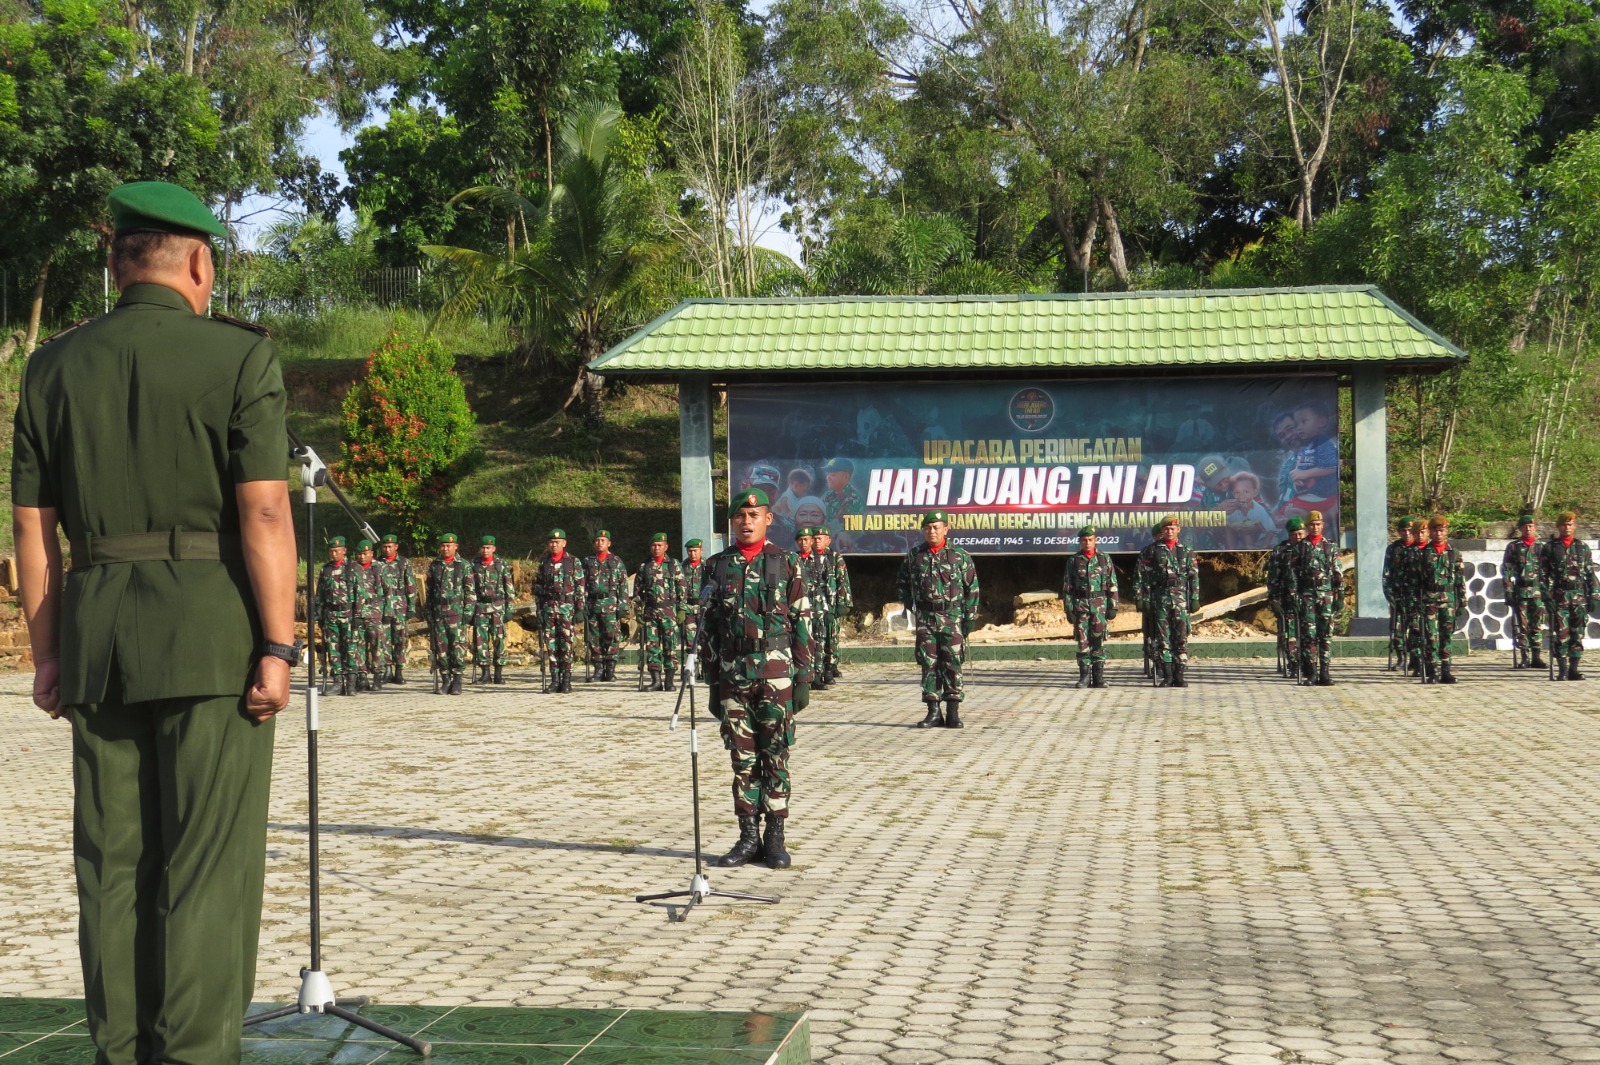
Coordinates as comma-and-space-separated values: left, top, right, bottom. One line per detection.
1498, 510, 1600, 679
1264, 510, 1345, 686
314, 534, 418, 696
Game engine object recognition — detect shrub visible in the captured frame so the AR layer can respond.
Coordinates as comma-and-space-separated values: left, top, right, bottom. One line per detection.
340, 324, 478, 547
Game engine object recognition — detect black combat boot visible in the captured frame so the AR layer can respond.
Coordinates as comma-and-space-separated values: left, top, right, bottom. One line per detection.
1154, 660, 1170, 687
1074, 662, 1088, 689
1531, 651, 1547, 670
647, 670, 663, 692
1440, 662, 1458, 684
813, 676, 829, 691
449, 672, 463, 695
1286, 656, 1299, 680
1569, 659, 1585, 681
715, 816, 763, 868
339, 674, 351, 696
1091, 662, 1105, 689
663, 672, 675, 692
1172, 662, 1188, 688
762, 815, 791, 869
493, 663, 505, 685
1410, 656, 1423, 676
944, 700, 963, 728
1298, 657, 1315, 686
1317, 659, 1334, 686
916, 700, 943, 728
393, 666, 405, 684
1556, 657, 1568, 681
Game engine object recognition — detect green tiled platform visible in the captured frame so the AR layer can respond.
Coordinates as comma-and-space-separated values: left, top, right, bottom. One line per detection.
0, 999, 810, 1064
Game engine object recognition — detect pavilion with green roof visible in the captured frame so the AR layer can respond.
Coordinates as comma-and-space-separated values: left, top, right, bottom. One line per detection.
589, 285, 1467, 635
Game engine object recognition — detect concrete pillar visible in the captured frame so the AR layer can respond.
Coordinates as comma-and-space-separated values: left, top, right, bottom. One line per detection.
1349, 367, 1388, 636
678, 373, 716, 553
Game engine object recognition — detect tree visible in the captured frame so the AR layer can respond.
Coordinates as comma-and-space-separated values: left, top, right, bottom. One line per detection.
425, 102, 678, 425
810, 206, 1036, 295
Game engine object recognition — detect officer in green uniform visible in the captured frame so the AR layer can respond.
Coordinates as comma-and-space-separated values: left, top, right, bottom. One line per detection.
534, 528, 585, 693
351, 538, 385, 690
1418, 515, 1468, 683
1382, 517, 1415, 670
896, 510, 980, 727
1403, 518, 1430, 675
699, 489, 813, 869
1540, 510, 1599, 680
814, 528, 851, 684
584, 529, 629, 681
1142, 515, 1200, 687
634, 532, 684, 691
1063, 524, 1119, 689
468, 534, 516, 684
426, 532, 471, 694
378, 533, 416, 683
1287, 509, 1343, 686
680, 538, 707, 675
1502, 512, 1547, 669
1267, 519, 1306, 678
316, 536, 359, 695
794, 526, 825, 685
11, 180, 297, 1065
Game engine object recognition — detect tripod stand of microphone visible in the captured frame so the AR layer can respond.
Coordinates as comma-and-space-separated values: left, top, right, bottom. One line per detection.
242, 431, 431, 1056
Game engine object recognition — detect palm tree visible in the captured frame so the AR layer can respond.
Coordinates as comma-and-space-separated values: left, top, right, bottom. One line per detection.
425, 101, 677, 425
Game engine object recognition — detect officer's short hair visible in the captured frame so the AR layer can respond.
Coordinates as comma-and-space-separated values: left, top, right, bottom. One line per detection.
110, 231, 203, 276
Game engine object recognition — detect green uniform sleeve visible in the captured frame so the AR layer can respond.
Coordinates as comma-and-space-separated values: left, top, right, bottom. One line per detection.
229, 337, 288, 483
10, 359, 53, 508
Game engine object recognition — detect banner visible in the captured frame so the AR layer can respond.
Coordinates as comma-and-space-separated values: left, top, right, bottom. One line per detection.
727, 378, 1340, 554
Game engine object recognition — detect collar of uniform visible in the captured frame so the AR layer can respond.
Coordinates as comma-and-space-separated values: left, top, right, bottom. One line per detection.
115, 283, 196, 313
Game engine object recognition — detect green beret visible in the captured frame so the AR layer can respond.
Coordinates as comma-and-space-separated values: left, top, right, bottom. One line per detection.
651, 532, 669, 543
381, 533, 399, 544
327, 535, 347, 548
594, 529, 612, 540
796, 527, 814, 538
1518, 512, 1536, 525
439, 532, 458, 544
1079, 524, 1096, 537
729, 489, 770, 517
1396, 516, 1413, 531
108, 181, 227, 238
921, 510, 948, 527
1285, 518, 1304, 532
355, 538, 373, 550
685, 538, 703, 549
547, 528, 567, 540
1160, 514, 1182, 527
481, 535, 496, 545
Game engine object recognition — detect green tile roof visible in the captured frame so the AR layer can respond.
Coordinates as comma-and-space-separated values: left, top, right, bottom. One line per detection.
589, 286, 1466, 376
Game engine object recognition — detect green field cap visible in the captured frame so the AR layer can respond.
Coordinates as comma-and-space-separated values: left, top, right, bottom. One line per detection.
355, 538, 373, 550
381, 533, 398, 544
481, 535, 496, 545
921, 510, 948, 527
108, 181, 227, 238
729, 489, 770, 516
547, 528, 567, 540
439, 532, 458, 544
595, 529, 612, 540
328, 535, 346, 548
685, 538, 702, 549
651, 532, 669, 543
1079, 524, 1096, 537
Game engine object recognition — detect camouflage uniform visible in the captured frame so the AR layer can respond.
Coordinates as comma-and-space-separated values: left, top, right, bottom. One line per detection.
1404, 535, 1430, 672
1540, 535, 1599, 674
350, 560, 385, 684
1266, 537, 1300, 676
1062, 548, 1118, 684
634, 555, 684, 684
699, 542, 812, 822
1140, 539, 1199, 681
896, 540, 980, 710
315, 558, 357, 686
796, 550, 827, 680
468, 555, 516, 673
1382, 536, 1410, 666
1134, 535, 1161, 677
1501, 536, 1546, 660
1416, 541, 1466, 680
823, 483, 864, 539
378, 552, 416, 678
820, 548, 851, 682
1288, 534, 1343, 684
584, 553, 629, 678
535, 553, 586, 690
679, 555, 706, 666
425, 553, 471, 685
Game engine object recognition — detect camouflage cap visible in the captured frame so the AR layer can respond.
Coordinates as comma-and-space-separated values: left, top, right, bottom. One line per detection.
921, 510, 948, 527
481, 535, 496, 545
594, 529, 612, 540
547, 528, 567, 540
1285, 518, 1305, 532
439, 532, 458, 544
685, 538, 703, 549
822, 457, 855, 474
328, 535, 347, 548
355, 538, 373, 550
107, 180, 227, 238
1079, 524, 1096, 537
729, 489, 770, 517
651, 532, 669, 543
381, 533, 399, 544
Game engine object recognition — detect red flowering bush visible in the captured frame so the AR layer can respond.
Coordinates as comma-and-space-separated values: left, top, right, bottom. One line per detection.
339, 325, 477, 546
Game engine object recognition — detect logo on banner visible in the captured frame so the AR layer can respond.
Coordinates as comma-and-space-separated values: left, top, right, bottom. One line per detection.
1008, 387, 1054, 432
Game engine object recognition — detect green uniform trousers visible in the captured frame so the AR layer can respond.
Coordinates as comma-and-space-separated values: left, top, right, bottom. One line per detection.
72, 689, 275, 1065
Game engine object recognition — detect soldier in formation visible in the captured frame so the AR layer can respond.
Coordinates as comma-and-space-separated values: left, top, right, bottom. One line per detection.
1502, 512, 1547, 669
1541, 510, 1599, 681
378, 534, 416, 683
1382, 517, 1415, 671
351, 538, 385, 690
635, 533, 684, 691
1403, 517, 1430, 674
1063, 524, 1118, 689
795, 527, 825, 681
315, 536, 359, 696
1138, 515, 1200, 687
680, 538, 707, 674
584, 530, 628, 681
1415, 515, 1467, 684
1267, 518, 1305, 678
897, 510, 980, 728
1287, 509, 1342, 686
535, 529, 585, 693
814, 527, 851, 687
469, 535, 516, 684
699, 489, 812, 870
426, 532, 470, 694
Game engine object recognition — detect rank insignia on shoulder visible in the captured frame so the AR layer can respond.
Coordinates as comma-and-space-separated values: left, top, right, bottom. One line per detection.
211, 312, 272, 337
37, 318, 93, 346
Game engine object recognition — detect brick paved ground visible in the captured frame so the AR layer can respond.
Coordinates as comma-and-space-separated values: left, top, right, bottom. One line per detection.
4, 655, 1600, 1065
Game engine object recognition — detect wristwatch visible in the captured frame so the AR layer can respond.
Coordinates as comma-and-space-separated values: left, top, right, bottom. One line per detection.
259, 639, 303, 665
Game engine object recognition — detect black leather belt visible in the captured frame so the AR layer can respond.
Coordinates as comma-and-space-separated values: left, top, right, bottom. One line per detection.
725, 634, 791, 655
72, 530, 242, 567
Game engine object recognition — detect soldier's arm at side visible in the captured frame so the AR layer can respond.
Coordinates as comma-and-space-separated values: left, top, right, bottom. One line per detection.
238, 478, 298, 720
787, 561, 814, 683
13, 504, 63, 717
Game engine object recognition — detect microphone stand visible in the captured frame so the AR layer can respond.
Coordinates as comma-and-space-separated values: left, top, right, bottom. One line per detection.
635, 592, 777, 919
242, 434, 431, 1056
